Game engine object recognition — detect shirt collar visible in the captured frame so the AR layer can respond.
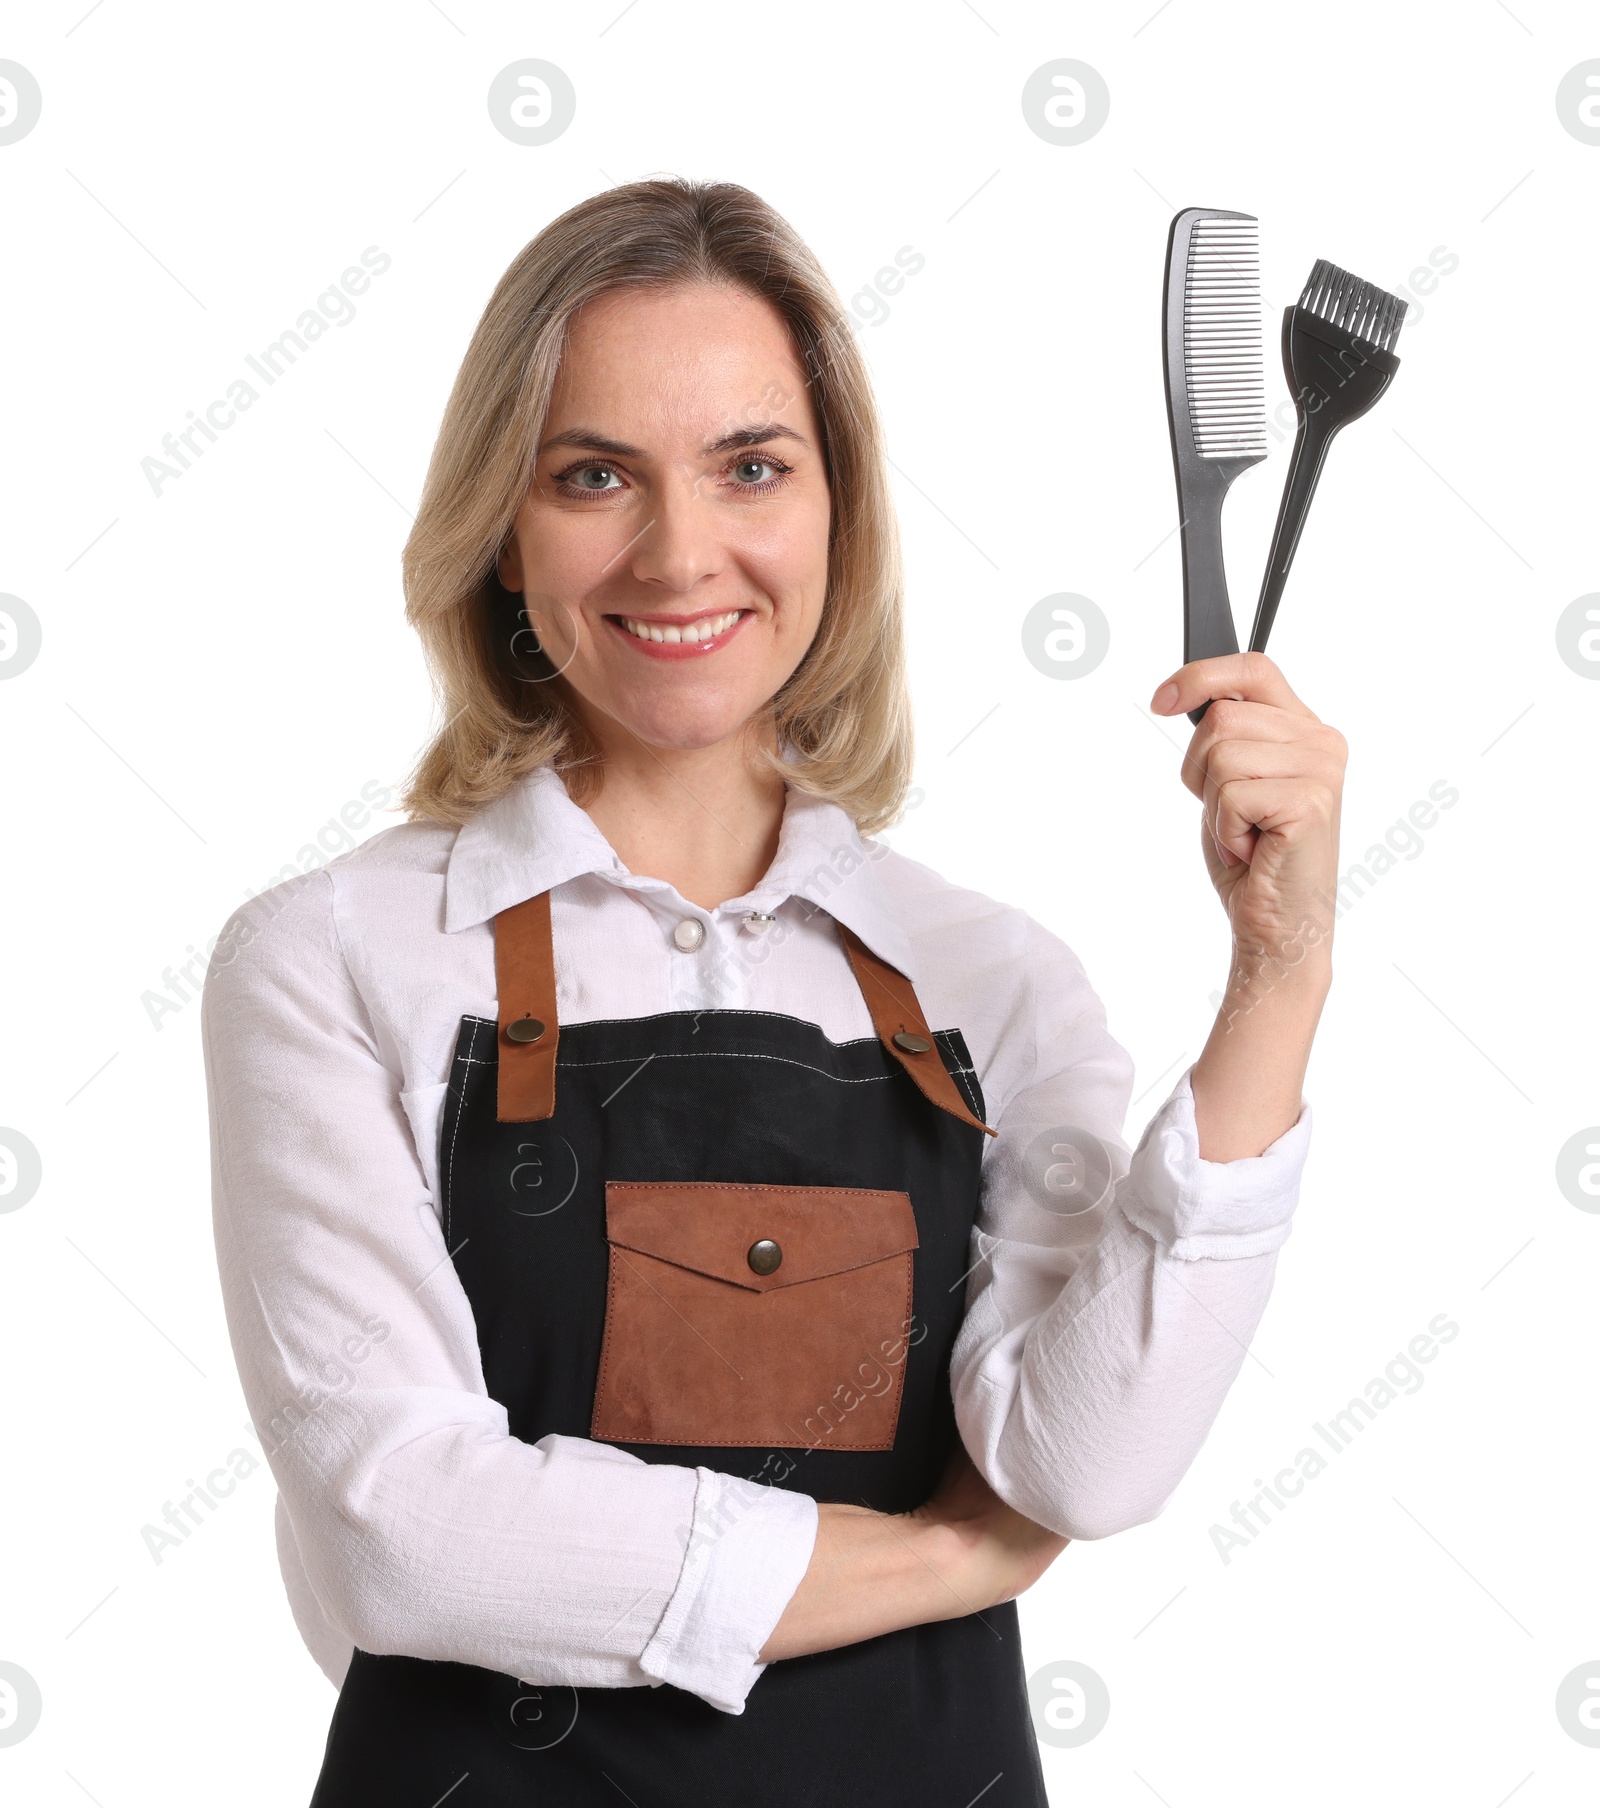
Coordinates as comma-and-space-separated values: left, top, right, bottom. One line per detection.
443, 762, 917, 980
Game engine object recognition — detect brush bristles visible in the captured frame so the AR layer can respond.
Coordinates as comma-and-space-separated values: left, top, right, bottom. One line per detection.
1298, 258, 1407, 353
1183, 216, 1266, 461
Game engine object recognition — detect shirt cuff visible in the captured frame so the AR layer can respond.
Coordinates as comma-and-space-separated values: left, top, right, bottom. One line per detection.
1118, 1067, 1312, 1260
638, 1469, 819, 1714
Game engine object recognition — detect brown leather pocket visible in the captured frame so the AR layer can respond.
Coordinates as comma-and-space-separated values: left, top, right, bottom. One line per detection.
590, 1182, 919, 1449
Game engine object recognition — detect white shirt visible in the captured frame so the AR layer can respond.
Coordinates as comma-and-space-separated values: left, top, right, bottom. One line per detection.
201, 764, 1311, 1718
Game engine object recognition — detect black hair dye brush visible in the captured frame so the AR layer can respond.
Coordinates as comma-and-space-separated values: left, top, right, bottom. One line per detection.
1247, 259, 1407, 654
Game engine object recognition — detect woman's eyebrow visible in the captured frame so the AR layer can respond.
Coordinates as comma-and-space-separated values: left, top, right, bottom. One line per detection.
701, 424, 808, 456
539, 427, 642, 458
538, 423, 808, 458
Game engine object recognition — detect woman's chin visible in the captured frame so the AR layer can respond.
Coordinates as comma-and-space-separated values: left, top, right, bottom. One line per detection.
593, 693, 773, 758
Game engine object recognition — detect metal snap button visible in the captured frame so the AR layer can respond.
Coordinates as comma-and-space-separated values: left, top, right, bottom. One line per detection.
672, 918, 706, 952
504, 1016, 547, 1044
893, 1031, 933, 1054
747, 1238, 782, 1275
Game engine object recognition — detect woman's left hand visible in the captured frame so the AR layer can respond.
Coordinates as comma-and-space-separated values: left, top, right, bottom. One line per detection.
1151, 651, 1347, 964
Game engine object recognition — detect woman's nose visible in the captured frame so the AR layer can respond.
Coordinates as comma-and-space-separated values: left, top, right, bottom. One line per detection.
623, 466, 727, 593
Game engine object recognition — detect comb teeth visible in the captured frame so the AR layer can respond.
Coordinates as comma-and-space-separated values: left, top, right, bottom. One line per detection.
1183, 215, 1266, 461
1298, 258, 1408, 353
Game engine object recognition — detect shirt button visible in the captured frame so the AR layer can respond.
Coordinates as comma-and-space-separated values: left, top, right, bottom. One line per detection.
672, 918, 706, 952
741, 912, 776, 936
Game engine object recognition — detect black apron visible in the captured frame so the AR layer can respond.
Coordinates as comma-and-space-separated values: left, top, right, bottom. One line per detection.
309, 892, 1048, 1806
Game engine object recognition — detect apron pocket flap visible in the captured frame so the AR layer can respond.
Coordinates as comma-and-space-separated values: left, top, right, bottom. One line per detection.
604, 1181, 917, 1292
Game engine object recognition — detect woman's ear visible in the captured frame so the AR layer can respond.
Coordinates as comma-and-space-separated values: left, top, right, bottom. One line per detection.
497, 532, 524, 593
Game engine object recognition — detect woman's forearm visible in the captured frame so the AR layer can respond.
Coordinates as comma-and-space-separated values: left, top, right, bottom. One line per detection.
759, 1467, 1069, 1662
757, 1504, 972, 1661
1190, 931, 1332, 1163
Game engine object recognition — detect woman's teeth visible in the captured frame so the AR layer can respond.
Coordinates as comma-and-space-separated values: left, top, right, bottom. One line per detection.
618, 611, 742, 645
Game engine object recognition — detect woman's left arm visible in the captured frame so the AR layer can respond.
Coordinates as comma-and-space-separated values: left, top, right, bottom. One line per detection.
1152, 650, 1348, 1161
948, 651, 1341, 1540
948, 957, 1311, 1542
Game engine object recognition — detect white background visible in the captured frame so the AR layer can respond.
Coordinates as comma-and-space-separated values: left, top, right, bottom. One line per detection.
2, 1, 1595, 1802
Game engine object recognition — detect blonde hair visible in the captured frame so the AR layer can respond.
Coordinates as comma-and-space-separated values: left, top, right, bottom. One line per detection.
398, 176, 912, 833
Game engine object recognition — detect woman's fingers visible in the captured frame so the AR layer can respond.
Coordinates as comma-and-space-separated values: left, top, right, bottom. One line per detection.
1178, 708, 1348, 802
1149, 652, 1346, 898
1187, 731, 1347, 801
1150, 649, 1316, 722
1178, 702, 1306, 798
1206, 774, 1340, 867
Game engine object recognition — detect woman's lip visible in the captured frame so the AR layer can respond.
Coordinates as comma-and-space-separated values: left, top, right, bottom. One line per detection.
604, 610, 751, 660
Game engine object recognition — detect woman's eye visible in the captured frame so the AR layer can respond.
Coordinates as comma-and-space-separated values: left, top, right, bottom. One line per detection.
571, 465, 621, 492
730, 457, 781, 485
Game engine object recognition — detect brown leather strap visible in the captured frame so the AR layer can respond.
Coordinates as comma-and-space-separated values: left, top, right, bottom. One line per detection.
494, 891, 559, 1122
836, 923, 997, 1138
491, 891, 994, 1138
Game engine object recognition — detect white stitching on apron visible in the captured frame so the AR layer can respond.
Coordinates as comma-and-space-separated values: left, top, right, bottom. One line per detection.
444, 1016, 483, 1243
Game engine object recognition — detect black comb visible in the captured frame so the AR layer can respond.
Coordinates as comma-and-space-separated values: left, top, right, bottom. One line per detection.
1161, 207, 1268, 723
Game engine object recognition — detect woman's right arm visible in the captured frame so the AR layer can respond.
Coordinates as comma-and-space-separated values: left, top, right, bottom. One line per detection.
202, 870, 819, 1717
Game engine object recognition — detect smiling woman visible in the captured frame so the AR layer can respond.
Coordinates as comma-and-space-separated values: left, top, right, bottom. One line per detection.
401, 184, 905, 858
202, 176, 1344, 1808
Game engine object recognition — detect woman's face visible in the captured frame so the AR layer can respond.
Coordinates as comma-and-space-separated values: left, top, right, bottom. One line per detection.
498, 281, 833, 759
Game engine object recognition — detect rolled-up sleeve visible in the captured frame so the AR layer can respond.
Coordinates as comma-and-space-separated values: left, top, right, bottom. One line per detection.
202, 871, 816, 1716
948, 917, 1311, 1541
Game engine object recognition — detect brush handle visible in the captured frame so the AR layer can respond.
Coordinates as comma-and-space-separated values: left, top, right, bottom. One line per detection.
1179, 467, 1240, 725
1248, 413, 1338, 656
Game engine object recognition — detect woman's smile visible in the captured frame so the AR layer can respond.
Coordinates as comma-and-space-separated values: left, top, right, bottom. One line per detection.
606, 605, 753, 658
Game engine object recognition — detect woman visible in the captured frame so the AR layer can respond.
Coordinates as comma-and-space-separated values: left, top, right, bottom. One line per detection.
203, 178, 1343, 1805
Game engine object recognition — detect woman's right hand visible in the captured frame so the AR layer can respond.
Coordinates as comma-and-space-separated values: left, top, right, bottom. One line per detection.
757, 1445, 1070, 1663
908, 1442, 1072, 1607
